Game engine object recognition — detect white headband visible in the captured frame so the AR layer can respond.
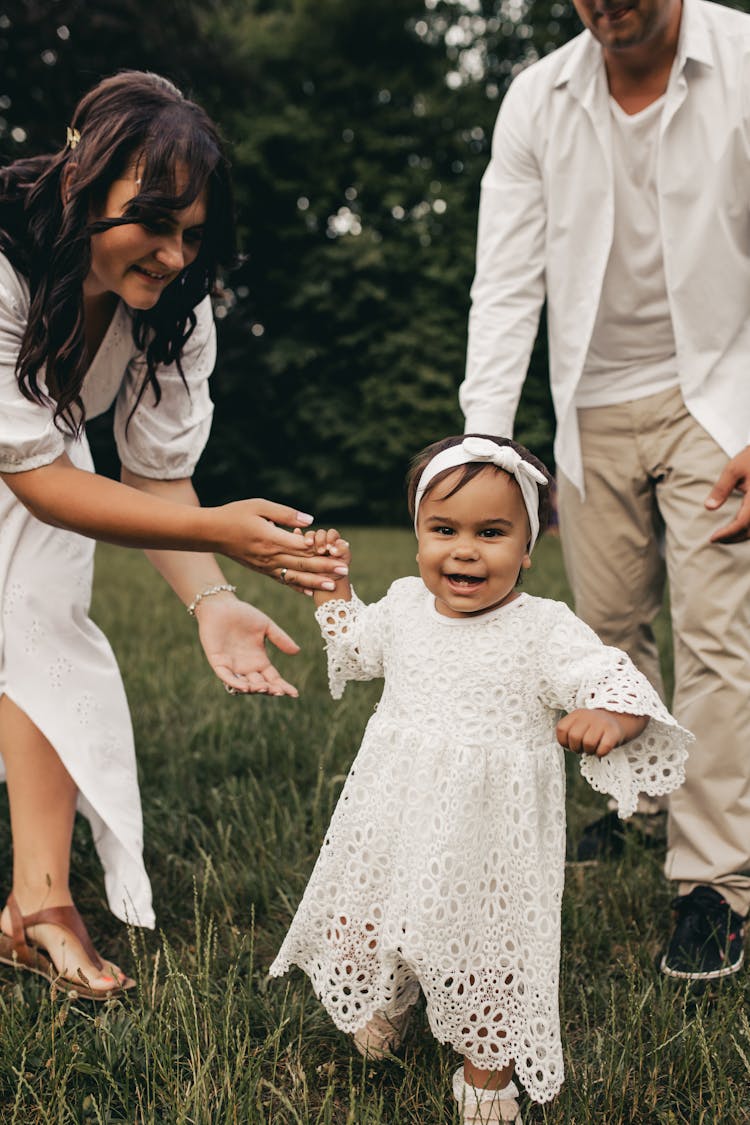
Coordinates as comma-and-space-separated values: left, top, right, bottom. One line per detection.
413, 436, 549, 551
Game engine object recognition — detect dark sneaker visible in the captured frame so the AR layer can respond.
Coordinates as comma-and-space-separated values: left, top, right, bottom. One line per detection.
574, 808, 666, 863
660, 885, 746, 981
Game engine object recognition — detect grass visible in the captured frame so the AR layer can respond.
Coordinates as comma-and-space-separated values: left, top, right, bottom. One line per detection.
0, 529, 747, 1123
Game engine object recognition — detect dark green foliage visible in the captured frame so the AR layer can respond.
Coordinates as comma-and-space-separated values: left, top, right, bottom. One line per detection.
189, 0, 488, 519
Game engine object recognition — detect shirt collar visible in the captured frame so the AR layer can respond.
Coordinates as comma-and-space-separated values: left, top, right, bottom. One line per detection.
553, 30, 601, 95
676, 0, 713, 70
553, 0, 713, 97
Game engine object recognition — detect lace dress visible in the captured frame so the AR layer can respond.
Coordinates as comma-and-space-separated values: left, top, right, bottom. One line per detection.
0, 255, 216, 928
270, 577, 691, 1103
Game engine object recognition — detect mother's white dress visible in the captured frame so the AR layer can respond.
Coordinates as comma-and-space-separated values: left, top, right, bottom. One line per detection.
0, 254, 216, 927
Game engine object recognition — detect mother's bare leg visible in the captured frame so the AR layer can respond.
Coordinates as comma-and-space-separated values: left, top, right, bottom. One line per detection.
0, 695, 130, 990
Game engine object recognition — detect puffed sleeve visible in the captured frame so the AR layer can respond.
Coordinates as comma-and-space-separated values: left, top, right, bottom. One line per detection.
539, 602, 692, 819
314, 587, 391, 699
0, 256, 65, 473
113, 295, 216, 479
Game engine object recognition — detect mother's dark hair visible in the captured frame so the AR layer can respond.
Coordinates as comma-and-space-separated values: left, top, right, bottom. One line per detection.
0, 70, 236, 434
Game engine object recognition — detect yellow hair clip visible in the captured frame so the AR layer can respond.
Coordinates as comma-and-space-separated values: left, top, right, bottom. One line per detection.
65, 126, 80, 150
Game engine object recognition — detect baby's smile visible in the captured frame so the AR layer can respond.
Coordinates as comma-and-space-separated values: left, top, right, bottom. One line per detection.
445, 573, 484, 587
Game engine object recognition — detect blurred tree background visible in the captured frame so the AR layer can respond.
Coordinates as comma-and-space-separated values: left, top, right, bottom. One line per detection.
6, 1, 740, 521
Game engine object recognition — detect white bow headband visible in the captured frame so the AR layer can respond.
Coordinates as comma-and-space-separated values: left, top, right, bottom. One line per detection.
413, 437, 549, 551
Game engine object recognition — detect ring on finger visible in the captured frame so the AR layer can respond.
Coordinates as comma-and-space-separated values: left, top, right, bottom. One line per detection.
279, 567, 289, 584
224, 683, 240, 695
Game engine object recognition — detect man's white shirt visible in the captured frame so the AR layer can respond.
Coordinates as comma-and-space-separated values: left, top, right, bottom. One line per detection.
461, 0, 750, 493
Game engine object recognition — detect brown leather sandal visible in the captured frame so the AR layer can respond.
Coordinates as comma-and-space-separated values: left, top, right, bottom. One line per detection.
0, 893, 134, 1001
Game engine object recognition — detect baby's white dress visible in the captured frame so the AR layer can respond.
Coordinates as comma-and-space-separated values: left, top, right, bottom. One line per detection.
0, 254, 216, 928
270, 577, 691, 1103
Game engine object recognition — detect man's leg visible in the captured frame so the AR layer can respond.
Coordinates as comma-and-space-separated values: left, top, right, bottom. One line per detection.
649, 394, 750, 950
557, 403, 666, 697
558, 398, 670, 856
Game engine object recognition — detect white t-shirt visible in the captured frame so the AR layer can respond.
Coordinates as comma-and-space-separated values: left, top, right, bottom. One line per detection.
576, 95, 680, 408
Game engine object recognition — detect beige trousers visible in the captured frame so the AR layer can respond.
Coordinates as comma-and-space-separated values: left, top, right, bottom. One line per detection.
557, 386, 750, 916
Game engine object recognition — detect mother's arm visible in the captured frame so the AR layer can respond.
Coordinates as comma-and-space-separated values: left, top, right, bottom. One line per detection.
1, 452, 339, 580
1, 455, 343, 695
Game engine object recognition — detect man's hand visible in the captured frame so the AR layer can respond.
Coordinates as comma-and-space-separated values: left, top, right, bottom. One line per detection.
705, 446, 750, 543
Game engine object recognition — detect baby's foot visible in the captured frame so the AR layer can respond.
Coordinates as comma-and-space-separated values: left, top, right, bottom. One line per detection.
452, 1069, 523, 1124
352, 1004, 414, 1060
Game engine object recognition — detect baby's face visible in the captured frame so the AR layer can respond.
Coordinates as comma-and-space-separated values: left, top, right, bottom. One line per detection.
416, 466, 532, 619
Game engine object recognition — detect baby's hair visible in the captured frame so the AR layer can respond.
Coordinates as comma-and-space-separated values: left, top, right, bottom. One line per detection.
406, 434, 554, 542
0, 69, 236, 437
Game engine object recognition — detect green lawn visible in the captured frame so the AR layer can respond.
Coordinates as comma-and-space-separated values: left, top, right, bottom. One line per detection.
0, 531, 746, 1124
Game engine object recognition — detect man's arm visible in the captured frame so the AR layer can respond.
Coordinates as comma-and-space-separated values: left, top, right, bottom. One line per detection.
460, 73, 548, 436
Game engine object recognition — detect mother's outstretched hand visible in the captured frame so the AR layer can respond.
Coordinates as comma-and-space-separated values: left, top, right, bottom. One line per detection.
214, 499, 348, 593
195, 595, 301, 697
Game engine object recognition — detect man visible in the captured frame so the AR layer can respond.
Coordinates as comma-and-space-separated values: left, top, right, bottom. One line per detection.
460, 0, 750, 981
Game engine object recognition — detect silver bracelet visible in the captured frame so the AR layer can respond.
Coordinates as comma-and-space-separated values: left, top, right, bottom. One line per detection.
186, 583, 237, 617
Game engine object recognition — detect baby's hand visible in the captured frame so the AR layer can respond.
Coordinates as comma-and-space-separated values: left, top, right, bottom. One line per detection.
556, 708, 648, 758
294, 528, 351, 600
298, 527, 351, 565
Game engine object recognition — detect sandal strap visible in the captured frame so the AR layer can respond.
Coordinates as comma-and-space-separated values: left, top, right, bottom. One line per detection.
8, 896, 104, 971
5, 893, 32, 957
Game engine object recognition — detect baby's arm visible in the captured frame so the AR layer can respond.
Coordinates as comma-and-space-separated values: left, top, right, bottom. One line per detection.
556, 709, 648, 758
301, 528, 352, 607
540, 603, 690, 816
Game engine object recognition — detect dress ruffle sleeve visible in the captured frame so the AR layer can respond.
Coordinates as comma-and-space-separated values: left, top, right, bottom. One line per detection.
314, 587, 390, 699
540, 602, 692, 819
0, 257, 64, 473
113, 296, 216, 479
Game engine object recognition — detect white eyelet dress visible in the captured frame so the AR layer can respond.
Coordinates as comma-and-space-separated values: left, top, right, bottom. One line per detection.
270, 577, 692, 1103
0, 255, 216, 928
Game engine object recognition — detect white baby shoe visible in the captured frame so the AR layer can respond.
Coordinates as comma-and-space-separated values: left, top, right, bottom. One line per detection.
452, 1068, 524, 1124
352, 1004, 414, 1060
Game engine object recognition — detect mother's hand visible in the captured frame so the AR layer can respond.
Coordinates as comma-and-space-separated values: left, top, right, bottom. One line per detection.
195, 594, 301, 697
214, 499, 348, 592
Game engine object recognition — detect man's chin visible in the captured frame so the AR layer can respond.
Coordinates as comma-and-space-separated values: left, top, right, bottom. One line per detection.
589, 6, 643, 47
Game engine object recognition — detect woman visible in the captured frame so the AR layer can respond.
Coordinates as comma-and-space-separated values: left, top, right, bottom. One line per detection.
0, 71, 343, 998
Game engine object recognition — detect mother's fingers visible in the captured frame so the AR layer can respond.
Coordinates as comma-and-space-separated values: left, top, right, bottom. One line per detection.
260, 665, 299, 697
257, 523, 319, 554
223, 501, 318, 556
276, 565, 339, 595
215, 664, 298, 698
242, 505, 347, 560
265, 617, 300, 655
215, 665, 266, 694
219, 500, 351, 573
240, 520, 345, 570
277, 552, 348, 576
247, 499, 315, 529
272, 553, 347, 596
